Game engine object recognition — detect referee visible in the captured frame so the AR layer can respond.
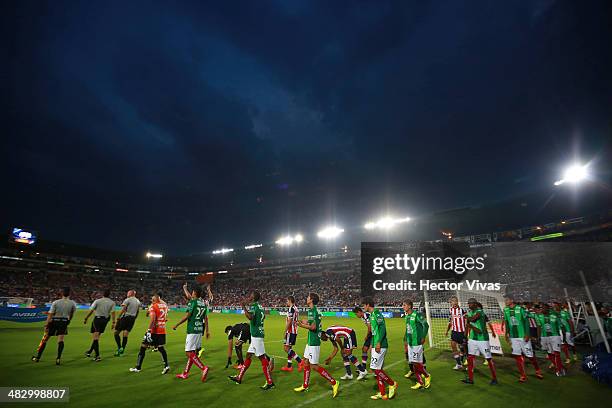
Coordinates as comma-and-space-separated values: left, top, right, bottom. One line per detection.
113, 290, 141, 356
32, 287, 77, 365
84, 289, 116, 361
225, 322, 251, 368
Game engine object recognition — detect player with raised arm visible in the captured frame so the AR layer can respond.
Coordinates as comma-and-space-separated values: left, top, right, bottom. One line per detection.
321, 325, 367, 380
402, 300, 431, 390
228, 291, 275, 390
444, 296, 467, 370
536, 303, 565, 376
502, 296, 543, 383
83, 288, 116, 361
281, 296, 304, 372
462, 298, 498, 385
129, 291, 170, 374
32, 287, 76, 365
293, 293, 339, 398
363, 298, 398, 400
353, 306, 372, 372
183, 283, 212, 358
173, 286, 210, 381
225, 322, 250, 368
113, 290, 140, 356
557, 302, 578, 364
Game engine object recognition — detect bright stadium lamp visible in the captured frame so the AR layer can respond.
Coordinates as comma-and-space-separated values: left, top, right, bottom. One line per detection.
212, 248, 234, 255
554, 163, 589, 186
363, 216, 411, 231
275, 236, 294, 246
146, 252, 163, 259
317, 226, 344, 239
244, 243, 263, 250
294, 234, 304, 243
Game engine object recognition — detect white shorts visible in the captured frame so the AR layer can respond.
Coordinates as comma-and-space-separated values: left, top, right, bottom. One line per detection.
510, 338, 534, 358
370, 348, 387, 370
542, 336, 561, 353
468, 339, 492, 359
564, 332, 575, 346
407, 344, 424, 363
304, 345, 320, 365
247, 337, 266, 357
185, 333, 202, 351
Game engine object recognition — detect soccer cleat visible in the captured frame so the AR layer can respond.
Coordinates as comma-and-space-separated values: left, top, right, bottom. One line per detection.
453, 364, 463, 370
490, 379, 498, 385
293, 385, 308, 392
93, 356, 102, 362
463, 359, 468, 366
228, 375, 241, 384
370, 392, 387, 400
518, 375, 527, 383
410, 382, 423, 390
297, 360, 305, 372
332, 381, 339, 398
114, 349, 122, 357
548, 363, 555, 370
129, 367, 141, 373
564, 358, 571, 365
119, 348, 125, 355
483, 360, 489, 366
573, 355, 578, 362
176, 373, 189, 379
260, 382, 275, 390
461, 378, 474, 384
340, 374, 353, 380
162, 366, 170, 375
281, 366, 293, 372
198, 348, 204, 358
424, 375, 431, 389
84, 351, 92, 358
31, 356, 40, 362
404, 370, 413, 378
388, 381, 398, 398
55, 358, 61, 366
201, 366, 209, 382
357, 370, 368, 380
535, 370, 544, 379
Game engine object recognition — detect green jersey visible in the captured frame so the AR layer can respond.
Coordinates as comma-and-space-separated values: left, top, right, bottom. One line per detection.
503, 304, 529, 339
306, 306, 322, 346
559, 310, 572, 332
249, 302, 265, 338
467, 308, 489, 341
370, 308, 388, 348
404, 310, 428, 346
186, 298, 208, 334
535, 312, 561, 337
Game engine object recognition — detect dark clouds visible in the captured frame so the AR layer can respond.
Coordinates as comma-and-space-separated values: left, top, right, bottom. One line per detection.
3, 0, 611, 253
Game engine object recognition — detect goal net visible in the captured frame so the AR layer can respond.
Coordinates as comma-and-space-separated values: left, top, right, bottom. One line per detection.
423, 285, 505, 353
0, 297, 34, 307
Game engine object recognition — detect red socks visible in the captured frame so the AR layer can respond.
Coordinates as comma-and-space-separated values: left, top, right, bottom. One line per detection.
413, 363, 429, 384
317, 366, 336, 385
467, 355, 475, 381
515, 355, 526, 377
375, 371, 386, 394
488, 359, 497, 380
554, 352, 564, 373
530, 356, 540, 371
261, 357, 273, 384
237, 358, 252, 381
189, 352, 205, 370
303, 365, 311, 388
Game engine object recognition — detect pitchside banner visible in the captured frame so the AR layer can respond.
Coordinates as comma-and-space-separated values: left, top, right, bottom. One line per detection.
0, 307, 48, 323
361, 241, 611, 302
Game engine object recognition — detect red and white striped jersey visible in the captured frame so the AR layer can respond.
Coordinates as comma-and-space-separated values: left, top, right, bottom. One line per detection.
449, 306, 466, 332
325, 325, 354, 340
286, 305, 299, 334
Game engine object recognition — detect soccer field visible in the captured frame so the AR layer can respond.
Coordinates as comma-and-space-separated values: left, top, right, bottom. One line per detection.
0, 311, 609, 407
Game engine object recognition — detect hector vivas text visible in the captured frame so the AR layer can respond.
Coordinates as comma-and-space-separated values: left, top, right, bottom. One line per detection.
371, 253, 501, 291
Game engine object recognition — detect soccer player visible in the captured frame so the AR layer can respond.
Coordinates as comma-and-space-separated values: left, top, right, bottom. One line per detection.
525, 302, 540, 350
83, 288, 116, 361
444, 296, 467, 370
32, 287, 76, 365
321, 325, 367, 380
113, 290, 141, 356
281, 296, 304, 372
353, 306, 372, 371
402, 300, 431, 390
502, 296, 543, 382
225, 322, 250, 368
228, 291, 275, 390
362, 298, 398, 400
462, 298, 498, 385
129, 291, 170, 374
557, 303, 578, 364
172, 286, 210, 381
536, 303, 565, 376
293, 293, 339, 398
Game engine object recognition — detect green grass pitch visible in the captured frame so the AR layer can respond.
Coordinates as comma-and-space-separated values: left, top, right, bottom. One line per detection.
0, 311, 609, 407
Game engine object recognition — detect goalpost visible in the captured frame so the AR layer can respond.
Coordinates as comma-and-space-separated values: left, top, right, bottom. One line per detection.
423, 285, 506, 353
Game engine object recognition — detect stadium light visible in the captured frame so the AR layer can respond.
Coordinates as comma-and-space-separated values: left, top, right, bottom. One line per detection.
317, 226, 344, 239
275, 234, 303, 246
244, 243, 263, 250
364, 216, 411, 230
212, 248, 234, 255
554, 163, 589, 186
145, 252, 163, 259
295, 234, 304, 243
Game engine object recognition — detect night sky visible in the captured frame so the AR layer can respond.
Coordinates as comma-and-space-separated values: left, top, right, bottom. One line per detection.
4, 0, 612, 255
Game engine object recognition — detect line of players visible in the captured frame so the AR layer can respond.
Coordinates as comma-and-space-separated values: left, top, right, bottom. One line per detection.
30, 287, 579, 400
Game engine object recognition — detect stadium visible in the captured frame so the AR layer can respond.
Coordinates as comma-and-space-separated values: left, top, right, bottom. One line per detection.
3, 1, 612, 407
